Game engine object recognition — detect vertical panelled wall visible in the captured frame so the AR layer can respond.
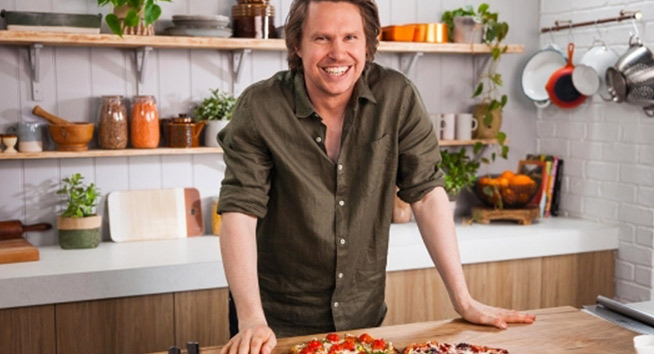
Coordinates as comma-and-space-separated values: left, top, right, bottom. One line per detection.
0, 0, 539, 246
538, 0, 654, 302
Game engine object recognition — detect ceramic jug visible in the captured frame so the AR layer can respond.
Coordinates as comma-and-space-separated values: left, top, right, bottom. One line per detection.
168, 114, 205, 148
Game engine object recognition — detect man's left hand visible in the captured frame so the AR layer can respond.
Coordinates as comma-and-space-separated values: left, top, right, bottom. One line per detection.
456, 298, 536, 329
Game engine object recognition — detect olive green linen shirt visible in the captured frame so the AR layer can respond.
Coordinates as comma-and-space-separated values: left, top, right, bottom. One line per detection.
217, 62, 444, 337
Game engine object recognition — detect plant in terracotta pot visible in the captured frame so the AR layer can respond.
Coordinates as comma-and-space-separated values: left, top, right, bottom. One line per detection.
98, 0, 171, 36
193, 88, 237, 147
56, 173, 102, 249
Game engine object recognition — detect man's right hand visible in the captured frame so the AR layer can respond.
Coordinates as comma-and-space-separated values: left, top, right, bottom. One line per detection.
220, 321, 277, 354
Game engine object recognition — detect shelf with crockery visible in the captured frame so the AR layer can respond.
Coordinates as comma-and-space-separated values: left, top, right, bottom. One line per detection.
440, 138, 498, 146
0, 30, 524, 54
0, 147, 223, 160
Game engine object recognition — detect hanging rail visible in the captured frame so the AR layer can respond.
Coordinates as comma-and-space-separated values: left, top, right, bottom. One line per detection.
540, 10, 642, 33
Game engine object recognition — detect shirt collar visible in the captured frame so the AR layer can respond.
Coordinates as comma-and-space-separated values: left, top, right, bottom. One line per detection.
293, 64, 378, 120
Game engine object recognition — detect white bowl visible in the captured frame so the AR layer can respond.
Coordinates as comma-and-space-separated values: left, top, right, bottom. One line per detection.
522, 46, 567, 102
634, 334, 654, 354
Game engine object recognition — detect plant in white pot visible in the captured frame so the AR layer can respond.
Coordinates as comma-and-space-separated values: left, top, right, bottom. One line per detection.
56, 173, 102, 249
193, 89, 237, 147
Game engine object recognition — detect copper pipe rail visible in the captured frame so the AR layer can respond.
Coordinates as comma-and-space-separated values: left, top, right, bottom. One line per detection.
540, 10, 642, 33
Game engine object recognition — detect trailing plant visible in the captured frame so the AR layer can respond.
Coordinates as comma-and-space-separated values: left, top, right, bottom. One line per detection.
57, 173, 101, 218
193, 89, 237, 121
98, 0, 171, 37
438, 148, 480, 199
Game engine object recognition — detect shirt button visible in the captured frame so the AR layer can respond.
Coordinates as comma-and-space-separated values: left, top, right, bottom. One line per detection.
315, 136, 322, 143
340, 238, 345, 245
338, 164, 343, 171
334, 302, 339, 307
338, 272, 344, 279
338, 200, 345, 206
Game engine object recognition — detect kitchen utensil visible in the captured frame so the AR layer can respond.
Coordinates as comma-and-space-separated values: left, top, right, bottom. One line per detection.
107, 188, 203, 242
232, 0, 276, 39
32, 105, 74, 125
168, 115, 205, 148
521, 44, 567, 108
606, 35, 654, 116
2, 134, 17, 153
0, 10, 101, 34
0, 220, 51, 240
165, 26, 232, 38
171, 15, 230, 28
571, 41, 619, 97
455, 113, 478, 140
48, 123, 95, 151
440, 113, 455, 140
411, 23, 447, 43
381, 25, 415, 42
546, 43, 586, 109
0, 238, 39, 264
9, 122, 45, 152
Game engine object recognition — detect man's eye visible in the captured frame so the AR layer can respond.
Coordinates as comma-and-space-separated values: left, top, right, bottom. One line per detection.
345, 35, 357, 40
315, 36, 327, 41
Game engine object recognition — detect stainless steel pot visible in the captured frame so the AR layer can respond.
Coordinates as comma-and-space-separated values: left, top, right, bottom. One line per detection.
606, 35, 654, 117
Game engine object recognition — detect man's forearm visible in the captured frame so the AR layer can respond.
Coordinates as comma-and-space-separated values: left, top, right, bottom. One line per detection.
220, 212, 268, 327
410, 187, 473, 311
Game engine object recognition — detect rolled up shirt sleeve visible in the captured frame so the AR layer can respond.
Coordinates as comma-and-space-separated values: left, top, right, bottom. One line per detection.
217, 96, 272, 218
396, 80, 445, 203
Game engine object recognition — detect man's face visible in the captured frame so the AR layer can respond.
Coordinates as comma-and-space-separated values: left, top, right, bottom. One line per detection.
296, 1, 367, 105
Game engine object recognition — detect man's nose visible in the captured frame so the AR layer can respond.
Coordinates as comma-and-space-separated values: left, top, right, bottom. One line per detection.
328, 40, 346, 60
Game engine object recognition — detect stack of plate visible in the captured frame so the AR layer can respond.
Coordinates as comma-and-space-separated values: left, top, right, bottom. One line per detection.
165, 15, 232, 38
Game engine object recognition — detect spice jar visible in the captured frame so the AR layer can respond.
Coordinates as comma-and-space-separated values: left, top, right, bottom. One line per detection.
131, 95, 159, 148
98, 96, 128, 149
232, 0, 276, 39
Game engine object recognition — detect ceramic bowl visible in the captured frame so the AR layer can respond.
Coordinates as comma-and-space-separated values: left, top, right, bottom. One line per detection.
48, 123, 94, 151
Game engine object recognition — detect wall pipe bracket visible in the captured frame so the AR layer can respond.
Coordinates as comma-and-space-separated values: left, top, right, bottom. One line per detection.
134, 46, 152, 95
29, 44, 43, 101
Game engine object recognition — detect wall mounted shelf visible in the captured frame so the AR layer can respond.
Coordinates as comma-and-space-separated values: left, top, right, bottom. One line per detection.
0, 147, 223, 160
0, 30, 525, 97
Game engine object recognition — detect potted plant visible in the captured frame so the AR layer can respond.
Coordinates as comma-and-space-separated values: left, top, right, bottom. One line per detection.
193, 88, 237, 147
443, 4, 509, 161
439, 148, 480, 201
56, 173, 102, 249
98, 0, 171, 36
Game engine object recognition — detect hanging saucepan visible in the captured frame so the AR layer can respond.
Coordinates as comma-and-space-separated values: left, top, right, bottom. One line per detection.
546, 43, 586, 109
521, 43, 567, 108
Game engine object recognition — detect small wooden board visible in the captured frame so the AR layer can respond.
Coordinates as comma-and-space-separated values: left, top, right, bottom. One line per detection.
471, 206, 539, 225
0, 238, 40, 264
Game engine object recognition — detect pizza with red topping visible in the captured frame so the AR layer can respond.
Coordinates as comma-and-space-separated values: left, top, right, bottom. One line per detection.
403, 340, 508, 354
290, 333, 395, 354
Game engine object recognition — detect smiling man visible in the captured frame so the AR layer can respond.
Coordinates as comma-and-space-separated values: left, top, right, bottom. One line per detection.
217, 1, 535, 354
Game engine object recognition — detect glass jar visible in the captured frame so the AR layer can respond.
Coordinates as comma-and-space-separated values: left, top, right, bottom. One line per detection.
98, 96, 128, 149
232, 0, 276, 39
131, 95, 160, 148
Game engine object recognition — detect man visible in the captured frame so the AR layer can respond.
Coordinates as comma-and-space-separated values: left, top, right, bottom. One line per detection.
217, 1, 535, 354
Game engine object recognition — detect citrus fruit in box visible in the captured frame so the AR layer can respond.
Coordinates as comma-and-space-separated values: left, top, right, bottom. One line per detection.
475, 171, 538, 208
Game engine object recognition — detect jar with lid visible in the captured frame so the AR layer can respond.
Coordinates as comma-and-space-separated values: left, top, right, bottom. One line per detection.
232, 0, 276, 39
131, 95, 160, 148
98, 95, 128, 149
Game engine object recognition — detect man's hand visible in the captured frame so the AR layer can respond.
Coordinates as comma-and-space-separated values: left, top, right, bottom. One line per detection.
455, 297, 536, 329
220, 321, 277, 354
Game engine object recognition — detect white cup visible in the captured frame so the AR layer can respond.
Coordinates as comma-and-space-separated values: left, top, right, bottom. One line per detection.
455, 113, 478, 140
440, 113, 455, 140
634, 334, 654, 354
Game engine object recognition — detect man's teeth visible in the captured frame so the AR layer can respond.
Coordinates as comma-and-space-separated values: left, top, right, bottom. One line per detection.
324, 66, 348, 75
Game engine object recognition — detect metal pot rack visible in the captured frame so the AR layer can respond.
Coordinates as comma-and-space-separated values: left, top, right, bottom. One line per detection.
540, 10, 642, 33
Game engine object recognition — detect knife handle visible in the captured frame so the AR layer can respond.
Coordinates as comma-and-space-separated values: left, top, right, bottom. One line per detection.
187, 341, 199, 354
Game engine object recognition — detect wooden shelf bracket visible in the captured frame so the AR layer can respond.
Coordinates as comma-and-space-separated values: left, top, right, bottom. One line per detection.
134, 46, 152, 95
400, 51, 423, 74
28, 43, 43, 101
232, 48, 252, 83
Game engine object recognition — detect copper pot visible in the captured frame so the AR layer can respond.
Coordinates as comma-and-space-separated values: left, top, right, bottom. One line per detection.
168, 116, 205, 148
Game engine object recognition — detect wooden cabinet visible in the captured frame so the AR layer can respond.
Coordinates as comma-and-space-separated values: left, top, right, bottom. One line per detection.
383, 251, 615, 326
0, 251, 613, 353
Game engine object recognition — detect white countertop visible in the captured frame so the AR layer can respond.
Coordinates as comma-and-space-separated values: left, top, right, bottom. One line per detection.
0, 217, 619, 309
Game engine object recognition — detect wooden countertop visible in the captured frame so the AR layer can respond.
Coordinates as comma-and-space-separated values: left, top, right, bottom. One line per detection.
153, 306, 637, 354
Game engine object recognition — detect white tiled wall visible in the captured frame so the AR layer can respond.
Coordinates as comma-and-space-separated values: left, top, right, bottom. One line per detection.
538, 0, 654, 302
0, 1, 539, 249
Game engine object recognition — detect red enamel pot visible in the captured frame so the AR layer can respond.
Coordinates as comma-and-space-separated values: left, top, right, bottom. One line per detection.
546, 43, 587, 108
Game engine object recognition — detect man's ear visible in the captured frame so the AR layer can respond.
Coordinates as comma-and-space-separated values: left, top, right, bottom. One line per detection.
295, 45, 302, 59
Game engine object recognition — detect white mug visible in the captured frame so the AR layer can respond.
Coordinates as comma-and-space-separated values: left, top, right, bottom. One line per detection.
455, 113, 478, 140
440, 113, 455, 140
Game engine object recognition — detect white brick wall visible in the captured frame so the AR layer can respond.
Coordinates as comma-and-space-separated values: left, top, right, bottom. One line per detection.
540, 0, 654, 302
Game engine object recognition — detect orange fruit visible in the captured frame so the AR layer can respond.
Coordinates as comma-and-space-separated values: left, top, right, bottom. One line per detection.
500, 170, 515, 180
511, 174, 535, 186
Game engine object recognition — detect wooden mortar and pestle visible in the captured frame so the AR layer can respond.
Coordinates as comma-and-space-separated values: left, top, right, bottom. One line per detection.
32, 106, 95, 151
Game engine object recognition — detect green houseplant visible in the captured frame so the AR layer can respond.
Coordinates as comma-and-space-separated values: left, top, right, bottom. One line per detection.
56, 173, 102, 249
438, 148, 480, 201
194, 88, 237, 147
443, 4, 509, 162
98, 0, 171, 36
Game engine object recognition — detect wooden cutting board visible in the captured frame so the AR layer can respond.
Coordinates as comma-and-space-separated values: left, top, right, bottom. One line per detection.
107, 188, 203, 242
0, 238, 40, 264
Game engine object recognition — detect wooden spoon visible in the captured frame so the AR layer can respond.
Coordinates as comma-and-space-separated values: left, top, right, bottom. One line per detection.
32, 106, 74, 126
